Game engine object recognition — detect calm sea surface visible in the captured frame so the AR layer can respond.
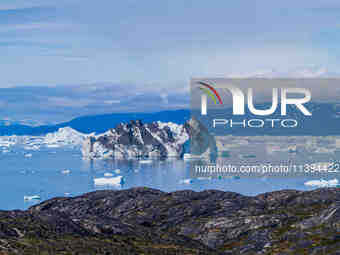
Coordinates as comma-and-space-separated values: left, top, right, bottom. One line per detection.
0, 146, 334, 210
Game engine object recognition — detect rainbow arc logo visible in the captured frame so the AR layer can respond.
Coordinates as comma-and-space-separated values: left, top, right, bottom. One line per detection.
197, 81, 223, 105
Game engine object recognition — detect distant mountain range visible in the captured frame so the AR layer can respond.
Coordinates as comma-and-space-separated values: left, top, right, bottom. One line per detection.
0, 110, 190, 136
1, 102, 340, 136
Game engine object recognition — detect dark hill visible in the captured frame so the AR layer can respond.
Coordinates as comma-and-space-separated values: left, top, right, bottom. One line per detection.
0, 187, 340, 254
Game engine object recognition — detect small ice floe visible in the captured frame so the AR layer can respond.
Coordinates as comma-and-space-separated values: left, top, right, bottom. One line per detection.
197, 176, 212, 181
183, 153, 203, 160
47, 144, 60, 148
24, 153, 32, 158
61, 169, 71, 174
239, 154, 256, 159
104, 172, 114, 177
114, 169, 121, 174
304, 179, 339, 188
261, 176, 268, 182
24, 195, 41, 201
179, 178, 193, 184
24, 145, 40, 150
64, 193, 71, 196
139, 159, 152, 164
94, 176, 124, 186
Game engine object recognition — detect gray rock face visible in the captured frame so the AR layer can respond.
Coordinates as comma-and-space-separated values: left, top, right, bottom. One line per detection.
82, 120, 189, 159
82, 118, 219, 159
184, 117, 217, 157
1, 187, 340, 254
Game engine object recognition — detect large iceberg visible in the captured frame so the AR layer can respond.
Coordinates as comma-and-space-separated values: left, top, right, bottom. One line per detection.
0, 127, 89, 150
82, 120, 190, 159
44, 127, 89, 147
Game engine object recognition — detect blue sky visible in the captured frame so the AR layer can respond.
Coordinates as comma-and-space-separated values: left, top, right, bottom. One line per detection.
0, 0, 340, 124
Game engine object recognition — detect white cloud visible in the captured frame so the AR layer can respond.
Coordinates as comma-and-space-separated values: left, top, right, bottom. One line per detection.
226, 67, 336, 78
104, 100, 121, 105
47, 97, 93, 107
0, 0, 81, 10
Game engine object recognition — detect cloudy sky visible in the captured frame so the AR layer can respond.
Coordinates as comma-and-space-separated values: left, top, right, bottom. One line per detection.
0, 0, 339, 124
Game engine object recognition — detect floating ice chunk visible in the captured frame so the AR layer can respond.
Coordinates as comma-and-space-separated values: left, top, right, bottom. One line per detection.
239, 154, 256, 159
104, 172, 114, 177
94, 176, 124, 186
114, 169, 121, 174
24, 153, 32, 158
24, 195, 40, 200
304, 179, 339, 188
139, 159, 152, 164
47, 144, 60, 148
179, 178, 193, 184
61, 169, 71, 174
183, 153, 204, 160
197, 176, 212, 180
44, 127, 87, 146
24, 145, 40, 150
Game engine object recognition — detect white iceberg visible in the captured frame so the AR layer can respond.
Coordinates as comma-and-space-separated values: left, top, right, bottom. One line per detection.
139, 159, 153, 164
0, 127, 88, 151
304, 179, 339, 188
104, 172, 114, 177
82, 121, 189, 159
183, 153, 205, 160
61, 169, 71, 174
114, 169, 121, 174
47, 144, 60, 148
24, 153, 32, 158
197, 176, 212, 180
24, 145, 40, 150
179, 178, 193, 184
44, 127, 88, 146
24, 195, 41, 200
94, 176, 124, 186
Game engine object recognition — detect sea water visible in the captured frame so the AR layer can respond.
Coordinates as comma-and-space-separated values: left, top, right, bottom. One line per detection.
0, 145, 337, 210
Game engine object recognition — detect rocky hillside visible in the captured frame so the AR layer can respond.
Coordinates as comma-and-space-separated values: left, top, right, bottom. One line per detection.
82, 120, 189, 159
0, 187, 340, 254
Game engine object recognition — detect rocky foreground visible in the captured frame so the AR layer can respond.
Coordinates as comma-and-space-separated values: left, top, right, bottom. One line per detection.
0, 188, 340, 254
